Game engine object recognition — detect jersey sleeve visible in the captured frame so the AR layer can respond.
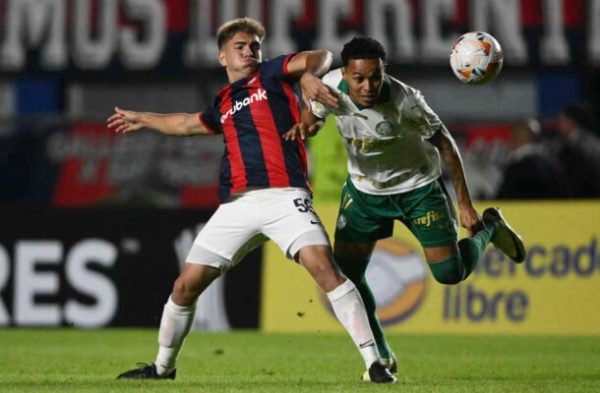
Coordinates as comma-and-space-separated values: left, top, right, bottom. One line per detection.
404, 88, 443, 139
198, 96, 222, 134
310, 99, 332, 119
260, 54, 297, 80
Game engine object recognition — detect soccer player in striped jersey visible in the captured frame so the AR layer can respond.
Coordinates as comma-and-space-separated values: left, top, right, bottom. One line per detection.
108, 19, 395, 383
285, 36, 526, 378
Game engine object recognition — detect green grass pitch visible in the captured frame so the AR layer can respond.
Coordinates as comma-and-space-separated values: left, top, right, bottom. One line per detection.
1, 329, 599, 392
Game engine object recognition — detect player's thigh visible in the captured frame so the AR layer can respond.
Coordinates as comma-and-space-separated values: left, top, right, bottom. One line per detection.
403, 181, 458, 262
259, 188, 330, 260
335, 183, 394, 245
188, 197, 265, 271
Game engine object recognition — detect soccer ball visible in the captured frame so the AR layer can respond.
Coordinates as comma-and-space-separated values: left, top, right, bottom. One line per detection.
449, 31, 504, 85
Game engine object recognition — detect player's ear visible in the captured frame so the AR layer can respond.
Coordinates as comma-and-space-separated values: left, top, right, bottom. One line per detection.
218, 50, 227, 67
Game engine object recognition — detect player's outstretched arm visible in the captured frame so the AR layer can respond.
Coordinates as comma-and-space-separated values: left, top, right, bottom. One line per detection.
432, 125, 483, 235
107, 107, 210, 136
283, 106, 325, 141
286, 50, 338, 109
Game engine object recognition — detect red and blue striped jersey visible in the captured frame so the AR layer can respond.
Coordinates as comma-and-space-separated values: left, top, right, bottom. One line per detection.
199, 54, 309, 201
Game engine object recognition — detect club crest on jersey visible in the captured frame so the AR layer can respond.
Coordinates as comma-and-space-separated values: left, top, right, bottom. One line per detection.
337, 214, 347, 229
375, 120, 394, 136
220, 88, 268, 123
310, 99, 325, 114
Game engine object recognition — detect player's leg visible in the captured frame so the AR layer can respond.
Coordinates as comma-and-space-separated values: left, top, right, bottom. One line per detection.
405, 181, 521, 284
403, 181, 482, 283
153, 262, 221, 377
333, 181, 397, 368
117, 262, 222, 380
422, 230, 499, 283
334, 240, 398, 375
118, 196, 263, 380
295, 244, 394, 383
263, 188, 395, 383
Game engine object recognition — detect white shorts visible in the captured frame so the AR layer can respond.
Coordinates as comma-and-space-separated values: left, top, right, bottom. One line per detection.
186, 187, 330, 271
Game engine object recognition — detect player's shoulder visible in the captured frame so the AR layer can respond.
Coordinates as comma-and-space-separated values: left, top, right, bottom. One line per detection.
265, 53, 293, 64
385, 74, 420, 99
259, 54, 288, 70
258, 54, 295, 78
213, 82, 234, 103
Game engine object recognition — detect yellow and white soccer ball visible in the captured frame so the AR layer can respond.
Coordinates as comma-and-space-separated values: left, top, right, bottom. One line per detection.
449, 31, 504, 85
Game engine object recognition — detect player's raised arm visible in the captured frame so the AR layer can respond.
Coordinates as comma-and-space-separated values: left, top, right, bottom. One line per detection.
286, 50, 338, 109
107, 107, 211, 136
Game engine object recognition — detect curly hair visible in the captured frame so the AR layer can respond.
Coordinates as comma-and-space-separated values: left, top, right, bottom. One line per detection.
341, 37, 386, 66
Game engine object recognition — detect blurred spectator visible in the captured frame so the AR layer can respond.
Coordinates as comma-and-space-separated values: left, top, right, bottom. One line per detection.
496, 119, 567, 199
556, 104, 600, 198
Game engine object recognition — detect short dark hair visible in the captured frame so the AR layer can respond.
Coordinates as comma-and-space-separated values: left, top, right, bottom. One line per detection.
216, 17, 266, 49
341, 37, 386, 66
561, 103, 593, 129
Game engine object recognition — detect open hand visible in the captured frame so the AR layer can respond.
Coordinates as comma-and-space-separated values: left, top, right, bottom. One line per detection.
107, 107, 144, 133
283, 121, 323, 141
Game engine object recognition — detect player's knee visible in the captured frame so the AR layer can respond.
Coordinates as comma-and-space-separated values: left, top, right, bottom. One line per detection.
300, 247, 345, 291
172, 263, 221, 304
172, 280, 195, 305
172, 275, 206, 305
311, 257, 339, 280
428, 256, 464, 284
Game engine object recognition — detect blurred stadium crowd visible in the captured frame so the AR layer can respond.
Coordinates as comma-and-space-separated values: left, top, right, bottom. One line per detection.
1, 0, 600, 208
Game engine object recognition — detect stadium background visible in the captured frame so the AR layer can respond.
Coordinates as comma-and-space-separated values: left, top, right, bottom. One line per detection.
0, 0, 599, 336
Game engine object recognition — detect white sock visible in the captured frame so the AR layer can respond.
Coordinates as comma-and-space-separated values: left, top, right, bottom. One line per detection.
327, 279, 379, 368
154, 296, 196, 375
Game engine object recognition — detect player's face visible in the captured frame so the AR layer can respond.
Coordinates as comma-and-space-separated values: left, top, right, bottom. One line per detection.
342, 58, 385, 108
219, 32, 263, 81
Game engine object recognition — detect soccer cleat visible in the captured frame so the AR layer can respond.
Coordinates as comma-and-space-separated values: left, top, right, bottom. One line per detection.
483, 207, 526, 263
382, 354, 398, 374
117, 363, 176, 380
361, 361, 397, 384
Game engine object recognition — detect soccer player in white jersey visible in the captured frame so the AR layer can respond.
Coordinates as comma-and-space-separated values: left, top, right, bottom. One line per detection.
108, 21, 395, 383
285, 37, 526, 378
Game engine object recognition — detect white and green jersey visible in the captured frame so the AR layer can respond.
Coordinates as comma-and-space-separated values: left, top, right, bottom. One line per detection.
312, 68, 443, 195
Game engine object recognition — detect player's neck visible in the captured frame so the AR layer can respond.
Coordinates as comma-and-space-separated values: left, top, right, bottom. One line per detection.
226, 69, 254, 84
